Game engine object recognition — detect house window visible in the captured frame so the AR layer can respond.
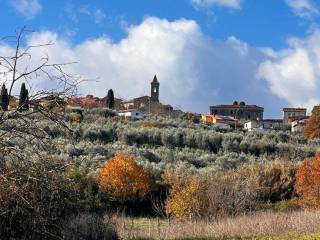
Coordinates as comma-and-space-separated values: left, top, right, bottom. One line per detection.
136, 113, 139, 116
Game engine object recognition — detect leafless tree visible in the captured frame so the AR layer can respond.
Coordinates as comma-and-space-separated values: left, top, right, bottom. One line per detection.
0, 27, 90, 239
0, 26, 83, 160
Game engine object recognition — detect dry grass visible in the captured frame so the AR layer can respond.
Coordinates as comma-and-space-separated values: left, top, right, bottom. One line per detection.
114, 211, 320, 239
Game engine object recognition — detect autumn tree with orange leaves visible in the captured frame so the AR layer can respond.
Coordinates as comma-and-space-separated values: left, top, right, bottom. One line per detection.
304, 105, 320, 140
99, 154, 155, 202
296, 153, 320, 209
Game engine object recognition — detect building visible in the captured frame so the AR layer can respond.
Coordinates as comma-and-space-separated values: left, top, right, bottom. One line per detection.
261, 119, 283, 130
201, 114, 239, 127
244, 119, 284, 132
210, 101, 264, 122
291, 116, 309, 133
37, 94, 66, 111
68, 95, 103, 108
8, 96, 18, 111
244, 120, 260, 132
283, 108, 307, 124
121, 75, 161, 113
121, 75, 179, 116
118, 109, 145, 119
151, 75, 160, 102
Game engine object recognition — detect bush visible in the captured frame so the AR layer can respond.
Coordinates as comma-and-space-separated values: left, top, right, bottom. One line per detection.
205, 169, 258, 219
165, 171, 208, 219
295, 153, 320, 209
257, 162, 297, 202
164, 168, 258, 220
142, 120, 162, 128
0, 158, 80, 239
63, 214, 118, 240
99, 154, 155, 203
67, 165, 103, 212
256, 199, 300, 212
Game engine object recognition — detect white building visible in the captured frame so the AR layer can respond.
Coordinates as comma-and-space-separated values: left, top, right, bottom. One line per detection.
118, 109, 145, 119
244, 120, 260, 131
261, 119, 283, 130
291, 117, 309, 133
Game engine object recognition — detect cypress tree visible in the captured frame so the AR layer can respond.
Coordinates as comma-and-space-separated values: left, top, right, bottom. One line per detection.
106, 89, 115, 109
0, 84, 9, 111
19, 83, 29, 111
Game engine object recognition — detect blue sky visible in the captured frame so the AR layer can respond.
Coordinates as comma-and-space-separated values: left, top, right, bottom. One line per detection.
1, 0, 320, 117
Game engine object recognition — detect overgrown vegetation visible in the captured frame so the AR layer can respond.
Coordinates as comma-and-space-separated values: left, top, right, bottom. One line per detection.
1, 107, 320, 238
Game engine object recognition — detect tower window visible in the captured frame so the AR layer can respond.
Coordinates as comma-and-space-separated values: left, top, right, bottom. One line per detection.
153, 87, 157, 93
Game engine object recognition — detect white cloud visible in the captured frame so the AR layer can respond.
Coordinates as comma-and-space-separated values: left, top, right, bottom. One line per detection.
9, 0, 41, 19
191, 0, 242, 9
0, 17, 287, 116
78, 6, 106, 23
227, 36, 249, 56
285, 0, 319, 19
258, 30, 320, 110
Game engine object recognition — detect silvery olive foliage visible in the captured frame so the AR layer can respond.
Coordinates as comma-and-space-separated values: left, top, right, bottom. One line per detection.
6, 109, 318, 179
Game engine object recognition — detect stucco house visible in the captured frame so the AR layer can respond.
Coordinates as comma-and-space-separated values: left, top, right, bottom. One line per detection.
118, 109, 145, 119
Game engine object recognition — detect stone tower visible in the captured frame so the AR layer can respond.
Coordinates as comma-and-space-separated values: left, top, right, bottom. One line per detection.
151, 75, 160, 102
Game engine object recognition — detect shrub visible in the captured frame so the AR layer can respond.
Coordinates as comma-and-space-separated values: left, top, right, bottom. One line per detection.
257, 162, 297, 202
164, 168, 258, 220
295, 153, 320, 209
68, 112, 83, 124
67, 165, 103, 211
0, 158, 80, 239
99, 154, 155, 202
165, 171, 208, 219
142, 120, 162, 128
256, 199, 300, 212
205, 169, 258, 219
63, 214, 118, 240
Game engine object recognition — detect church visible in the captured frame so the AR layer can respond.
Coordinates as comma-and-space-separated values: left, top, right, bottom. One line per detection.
121, 75, 179, 115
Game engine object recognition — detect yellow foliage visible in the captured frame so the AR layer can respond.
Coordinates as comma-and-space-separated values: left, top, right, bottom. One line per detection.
99, 153, 155, 202
141, 120, 162, 128
164, 170, 208, 219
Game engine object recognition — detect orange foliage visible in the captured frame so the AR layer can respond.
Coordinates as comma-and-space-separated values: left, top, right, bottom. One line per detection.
99, 153, 154, 202
296, 153, 320, 209
304, 105, 320, 139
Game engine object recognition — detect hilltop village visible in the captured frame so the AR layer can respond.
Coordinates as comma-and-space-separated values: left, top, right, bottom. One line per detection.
3, 75, 310, 133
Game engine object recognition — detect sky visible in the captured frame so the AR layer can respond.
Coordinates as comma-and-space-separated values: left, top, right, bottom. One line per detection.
0, 0, 320, 118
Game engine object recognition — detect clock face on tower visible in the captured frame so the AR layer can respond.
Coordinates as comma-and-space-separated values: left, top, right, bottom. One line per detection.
151, 75, 160, 102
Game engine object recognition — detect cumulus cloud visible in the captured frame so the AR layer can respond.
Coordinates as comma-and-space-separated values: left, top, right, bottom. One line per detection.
9, 0, 42, 19
0, 17, 288, 116
258, 30, 320, 110
191, 0, 242, 9
285, 0, 319, 19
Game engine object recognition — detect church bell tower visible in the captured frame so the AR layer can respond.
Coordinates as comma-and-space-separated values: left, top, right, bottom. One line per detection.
151, 75, 160, 102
